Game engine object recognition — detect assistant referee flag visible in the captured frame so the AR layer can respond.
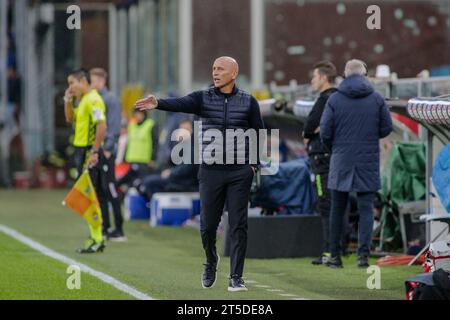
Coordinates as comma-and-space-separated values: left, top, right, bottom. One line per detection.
63, 171, 103, 228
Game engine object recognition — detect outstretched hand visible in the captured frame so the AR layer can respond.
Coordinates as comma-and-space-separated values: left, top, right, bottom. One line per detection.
135, 95, 158, 111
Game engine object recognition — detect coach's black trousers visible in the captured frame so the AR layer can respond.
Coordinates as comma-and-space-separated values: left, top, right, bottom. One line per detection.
199, 165, 254, 278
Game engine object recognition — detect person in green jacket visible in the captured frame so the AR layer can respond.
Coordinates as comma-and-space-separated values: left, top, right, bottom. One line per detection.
117, 108, 158, 189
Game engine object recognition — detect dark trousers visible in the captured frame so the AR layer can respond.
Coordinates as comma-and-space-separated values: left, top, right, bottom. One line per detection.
73, 147, 89, 179
117, 163, 153, 188
140, 174, 168, 201
311, 154, 332, 254
199, 165, 254, 278
74, 147, 108, 230
330, 190, 375, 258
100, 154, 124, 233
73, 147, 123, 233
314, 172, 331, 254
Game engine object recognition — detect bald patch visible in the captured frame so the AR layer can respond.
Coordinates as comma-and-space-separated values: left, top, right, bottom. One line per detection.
215, 56, 239, 74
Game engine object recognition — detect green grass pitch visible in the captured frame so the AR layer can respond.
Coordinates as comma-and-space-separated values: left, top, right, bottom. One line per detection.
0, 190, 421, 300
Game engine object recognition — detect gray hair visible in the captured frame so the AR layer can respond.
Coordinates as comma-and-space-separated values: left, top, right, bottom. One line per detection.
344, 59, 367, 77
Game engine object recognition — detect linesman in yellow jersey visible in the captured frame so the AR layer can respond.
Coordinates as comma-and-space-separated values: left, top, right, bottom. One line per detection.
64, 69, 107, 253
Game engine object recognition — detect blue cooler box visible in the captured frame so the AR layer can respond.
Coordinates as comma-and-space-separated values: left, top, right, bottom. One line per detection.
125, 188, 150, 220
185, 192, 201, 216
150, 193, 193, 227
192, 198, 201, 216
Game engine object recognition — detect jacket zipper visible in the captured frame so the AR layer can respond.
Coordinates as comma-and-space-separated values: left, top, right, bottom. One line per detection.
223, 98, 228, 164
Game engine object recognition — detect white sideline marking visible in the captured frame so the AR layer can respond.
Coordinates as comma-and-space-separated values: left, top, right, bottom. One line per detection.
267, 289, 284, 292
247, 279, 308, 300
244, 280, 258, 284
0, 224, 154, 300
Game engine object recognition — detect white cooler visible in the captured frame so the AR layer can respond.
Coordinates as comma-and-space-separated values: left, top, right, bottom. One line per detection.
150, 193, 193, 227
425, 240, 450, 272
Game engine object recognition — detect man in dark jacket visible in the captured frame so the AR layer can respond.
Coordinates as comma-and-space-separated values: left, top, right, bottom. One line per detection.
320, 59, 393, 268
135, 56, 265, 292
302, 61, 337, 265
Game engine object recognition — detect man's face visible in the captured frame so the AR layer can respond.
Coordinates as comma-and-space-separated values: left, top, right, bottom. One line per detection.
67, 75, 84, 98
90, 74, 105, 91
310, 69, 326, 92
212, 58, 237, 88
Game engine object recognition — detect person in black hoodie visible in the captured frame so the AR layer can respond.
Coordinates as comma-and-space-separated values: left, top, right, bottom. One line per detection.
302, 61, 337, 265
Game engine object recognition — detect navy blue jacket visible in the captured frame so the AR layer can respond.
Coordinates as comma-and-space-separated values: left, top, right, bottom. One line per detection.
320, 75, 393, 192
157, 86, 264, 169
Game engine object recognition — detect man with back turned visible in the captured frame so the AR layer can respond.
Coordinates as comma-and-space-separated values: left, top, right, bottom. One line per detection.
320, 59, 393, 268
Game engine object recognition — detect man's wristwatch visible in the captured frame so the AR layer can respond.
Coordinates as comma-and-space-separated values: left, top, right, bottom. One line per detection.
63, 96, 72, 103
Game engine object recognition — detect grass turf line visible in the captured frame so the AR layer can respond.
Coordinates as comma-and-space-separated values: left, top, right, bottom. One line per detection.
0, 232, 134, 300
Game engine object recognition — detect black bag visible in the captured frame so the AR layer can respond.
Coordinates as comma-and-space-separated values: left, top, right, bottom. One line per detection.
406, 269, 450, 300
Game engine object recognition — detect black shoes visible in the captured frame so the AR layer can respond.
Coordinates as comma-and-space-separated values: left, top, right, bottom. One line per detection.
357, 256, 370, 268
324, 255, 370, 268
201, 257, 248, 292
326, 256, 343, 268
77, 239, 105, 254
201, 256, 220, 289
107, 229, 127, 242
228, 275, 248, 292
311, 253, 331, 265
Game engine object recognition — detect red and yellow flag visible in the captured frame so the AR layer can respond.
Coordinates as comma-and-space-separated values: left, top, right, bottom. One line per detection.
63, 171, 103, 228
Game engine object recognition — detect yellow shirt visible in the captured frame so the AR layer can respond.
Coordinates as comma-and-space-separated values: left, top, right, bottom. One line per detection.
73, 89, 106, 147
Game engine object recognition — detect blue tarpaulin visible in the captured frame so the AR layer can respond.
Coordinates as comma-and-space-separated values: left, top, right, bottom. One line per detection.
252, 158, 316, 215
432, 143, 450, 213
